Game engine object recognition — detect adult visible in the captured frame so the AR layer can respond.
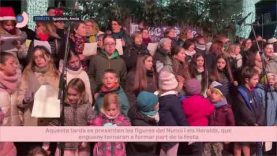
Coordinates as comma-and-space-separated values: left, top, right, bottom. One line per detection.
88, 34, 127, 92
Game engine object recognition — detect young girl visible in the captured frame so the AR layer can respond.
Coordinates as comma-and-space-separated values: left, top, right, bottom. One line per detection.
95, 69, 130, 116
209, 54, 235, 104
125, 54, 157, 106
90, 93, 130, 156
17, 46, 60, 126
55, 78, 95, 156
183, 39, 196, 63
0, 52, 22, 126
66, 51, 93, 104
189, 53, 208, 96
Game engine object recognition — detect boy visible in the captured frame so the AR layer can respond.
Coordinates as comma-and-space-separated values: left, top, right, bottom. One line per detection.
232, 66, 265, 156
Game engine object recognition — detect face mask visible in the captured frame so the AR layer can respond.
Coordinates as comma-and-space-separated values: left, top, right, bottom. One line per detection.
37, 32, 49, 41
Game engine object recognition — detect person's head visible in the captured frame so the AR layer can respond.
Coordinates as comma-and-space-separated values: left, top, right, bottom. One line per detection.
29, 46, 52, 69
209, 85, 225, 103
142, 28, 150, 39
209, 40, 224, 55
65, 78, 87, 105
136, 91, 159, 116
164, 27, 176, 38
132, 31, 143, 45
185, 79, 201, 95
266, 73, 275, 86
227, 44, 241, 55
0, 52, 18, 76
103, 34, 116, 55
53, 21, 65, 30
111, 19, 122, 33
97, 34, 105, 48
242, 39, 252, 50
183, 39, 195, 52
67, 50, 81, 71
84, 19, 100, 36
102, 93, 121, 118
179, 28, 193, 40
216, 54, 228, 71
264, 43, 274, 58
35, 22, 50, 40
102, 69, 119, 89
158, 70, 178, 92
47, 7, 56, 16
172, 46, 186, 62
159, 37, 172, 52
241, 66, 260, 88
73, 21, 86, 37
215, 34, 230, 45
28, 146, 48, 156
0, 7, 16, 34
137, 54, 153, 71
195, 35, 206, 45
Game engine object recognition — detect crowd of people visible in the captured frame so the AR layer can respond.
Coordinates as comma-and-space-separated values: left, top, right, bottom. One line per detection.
0, 6, 276, 156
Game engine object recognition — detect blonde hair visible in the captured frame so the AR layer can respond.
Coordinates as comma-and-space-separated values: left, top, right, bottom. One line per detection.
65, 78, 88, 104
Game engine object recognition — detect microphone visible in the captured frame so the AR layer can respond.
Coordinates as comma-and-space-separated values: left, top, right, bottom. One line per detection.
237, 12, 252, 26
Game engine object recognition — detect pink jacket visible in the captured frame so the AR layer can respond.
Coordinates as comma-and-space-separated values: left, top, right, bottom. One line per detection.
182, 95, 214, 126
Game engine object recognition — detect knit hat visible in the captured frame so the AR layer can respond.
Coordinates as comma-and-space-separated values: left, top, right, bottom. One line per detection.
158, 70, 178, 91
185, 79, 201, 95
210, 81, 225, 97
0, 7, 16, 21
137, 91, 158, 116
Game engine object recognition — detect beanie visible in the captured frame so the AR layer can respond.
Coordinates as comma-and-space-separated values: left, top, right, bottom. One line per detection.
158, 70, 178, 91
185, 79, 201, 95
137, 91, 158, 116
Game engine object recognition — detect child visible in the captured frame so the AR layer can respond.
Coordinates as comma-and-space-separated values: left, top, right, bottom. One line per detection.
182, 79, 214, 155
0, 52, 22, 126
94, 69, 130, 116
55, 78, 95, 156
28, 146, 48, 156
66, 51, 93, 104
158, 70, 188, 156
232, 66, 265, 156
127, 91, 159, 156
90, 93, 130, 156
203, 82, 235, 156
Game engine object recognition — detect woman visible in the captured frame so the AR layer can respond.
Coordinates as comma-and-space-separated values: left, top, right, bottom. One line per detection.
17, 46, 60, 126
125, 54, 157, 106
153, 37, 172, 73
123, 31, 149, 71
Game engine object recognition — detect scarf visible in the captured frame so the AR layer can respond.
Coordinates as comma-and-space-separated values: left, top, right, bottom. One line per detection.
213, 98, 228, 108
33, 65, 49, 74
37, 32, 49, 41
99, 83, 120, 93
185, 49, 196, 57
66, 66, 82, 74
0, 70, 21, 94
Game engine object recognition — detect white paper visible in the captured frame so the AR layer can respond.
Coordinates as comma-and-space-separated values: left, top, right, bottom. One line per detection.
83, 42, 98, 56
33, 39, 51, 53
265, 142, 272, 151
147, 42, 158, 56
31, 85, 60, 118
116, 39, 123, 55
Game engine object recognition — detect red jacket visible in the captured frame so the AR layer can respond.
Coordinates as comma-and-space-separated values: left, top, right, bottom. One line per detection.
182, 95, 214, 126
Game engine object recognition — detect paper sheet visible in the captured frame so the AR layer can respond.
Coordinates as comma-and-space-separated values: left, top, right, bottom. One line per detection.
83, 42, 98, 56
33, 39, 51, 53
116, 39, 123, 55
147, 42, 158, 56
25, 39, 32, 49
31, 85, 60, 118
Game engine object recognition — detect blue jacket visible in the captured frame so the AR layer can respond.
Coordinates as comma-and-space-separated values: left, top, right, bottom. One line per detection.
254, 84, 277, 126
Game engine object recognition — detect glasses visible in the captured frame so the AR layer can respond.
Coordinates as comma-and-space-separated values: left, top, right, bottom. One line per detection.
104, 43, 116, 46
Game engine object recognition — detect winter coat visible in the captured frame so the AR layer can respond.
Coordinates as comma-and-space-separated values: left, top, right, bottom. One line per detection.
158, 91, 188, 150
61, 102, 95, 149
0, 70, 22, 126
182, 95, 214, 126
254, 84, 277, 126
232, 85, 265, 126
153, 48, 172, 73
0, 142, 16, 156
66, 67, 93, 104
95, 86, 130, 116
126, 106, 157, 156
17, 68, 60, 126
209, 104, 235, 126
125, 70, 157, 107
122, 44, 149, 71
88, 50, 127, 92
90, 113, 130, 156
